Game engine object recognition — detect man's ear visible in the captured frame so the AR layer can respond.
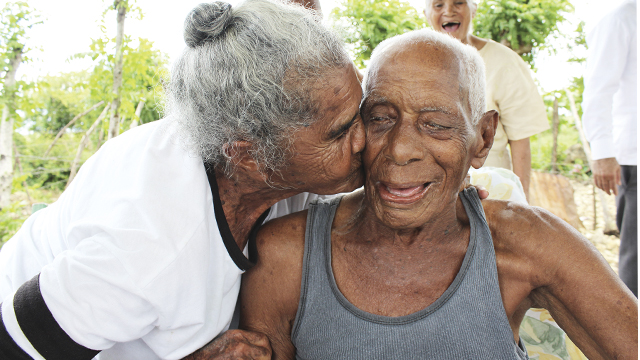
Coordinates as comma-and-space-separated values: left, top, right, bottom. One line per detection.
470, 110, 498, 169
223, 141, 260, 173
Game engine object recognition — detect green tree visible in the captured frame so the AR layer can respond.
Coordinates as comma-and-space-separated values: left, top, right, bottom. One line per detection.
76, 35, 168, 132
0, 1, 41, 209
472, 0, 574, 65
330, 0, 425, 68
25, 71, 95, 134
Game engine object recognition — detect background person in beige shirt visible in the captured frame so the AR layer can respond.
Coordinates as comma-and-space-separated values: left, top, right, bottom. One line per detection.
425, 0, 550, 198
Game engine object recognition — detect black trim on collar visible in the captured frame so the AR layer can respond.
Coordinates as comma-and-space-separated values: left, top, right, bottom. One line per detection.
205, 164, 270, 271
248, 207, 271, 264
13, 274, 100, 360
0, 304, 33, 360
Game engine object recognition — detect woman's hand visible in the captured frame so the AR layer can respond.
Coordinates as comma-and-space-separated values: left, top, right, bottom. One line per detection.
462, 174, 489, 199
183, 329, 272, 360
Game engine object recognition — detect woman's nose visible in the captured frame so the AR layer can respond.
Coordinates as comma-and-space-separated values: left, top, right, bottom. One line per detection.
351, 118, 366, 155
444, 3, 455, 15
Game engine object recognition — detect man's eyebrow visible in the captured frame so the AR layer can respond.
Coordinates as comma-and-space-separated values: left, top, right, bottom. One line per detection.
420, 106, 455, 115
328, 112, 358, 139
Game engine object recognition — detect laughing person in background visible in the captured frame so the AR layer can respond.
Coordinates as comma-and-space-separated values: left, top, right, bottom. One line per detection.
239, 29, 637, 360
424, 0, 549, 200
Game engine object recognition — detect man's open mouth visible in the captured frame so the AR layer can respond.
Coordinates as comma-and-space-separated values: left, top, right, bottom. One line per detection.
378, 182, 433, 204
442, 22, 460, 33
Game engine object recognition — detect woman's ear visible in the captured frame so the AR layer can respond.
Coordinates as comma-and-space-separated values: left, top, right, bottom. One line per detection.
470, 110, 498, 169
423, 9, 433, 27
223, 141, 260, 173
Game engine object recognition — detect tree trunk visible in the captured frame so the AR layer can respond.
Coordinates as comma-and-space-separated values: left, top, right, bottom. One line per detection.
107, 0, 127, 140
129, 100, 145, 129
12, 142, 31, 205
44, 101, 104, 157
551, 98, 559, 173
0, 49, 23, 209
67, 105, 110, 187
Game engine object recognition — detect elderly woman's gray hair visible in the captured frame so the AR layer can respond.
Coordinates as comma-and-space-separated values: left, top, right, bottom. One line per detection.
167, 0, 351, 175
366, 29, 486, 125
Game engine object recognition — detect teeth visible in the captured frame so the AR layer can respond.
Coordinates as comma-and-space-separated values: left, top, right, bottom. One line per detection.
386, 184, 425, 197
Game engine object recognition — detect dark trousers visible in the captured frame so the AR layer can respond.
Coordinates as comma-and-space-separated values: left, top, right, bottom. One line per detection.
617, 165, 637, 296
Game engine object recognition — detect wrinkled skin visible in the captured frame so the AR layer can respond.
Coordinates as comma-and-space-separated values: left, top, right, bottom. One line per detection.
267, 65, 366, 195
361, 43, 485, 231
183, 330, 271, 360
184, 65, 365, 360
239, 39, 637, 360
424, 0, 534, 199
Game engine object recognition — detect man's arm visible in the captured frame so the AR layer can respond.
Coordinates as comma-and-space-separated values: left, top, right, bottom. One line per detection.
486, 202, 637, 359
581, 10, 632, 193
239, 212, 308, 360
508, 137, 531, 200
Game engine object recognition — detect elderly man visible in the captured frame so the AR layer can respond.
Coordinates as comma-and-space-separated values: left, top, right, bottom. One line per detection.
0, 0, 367, 359
239, 29, 638, 359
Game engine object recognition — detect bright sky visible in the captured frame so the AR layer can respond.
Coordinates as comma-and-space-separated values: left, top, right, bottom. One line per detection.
2, 0, 627, 93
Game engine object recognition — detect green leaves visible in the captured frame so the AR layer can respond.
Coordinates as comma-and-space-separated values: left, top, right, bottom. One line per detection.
473, 0, 574, 66
330, 0, 426, 68
75, 34, 168, 129
0, 2, 41, 107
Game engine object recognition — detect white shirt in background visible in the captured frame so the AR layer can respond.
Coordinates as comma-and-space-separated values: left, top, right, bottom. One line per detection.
582, 0, 637, 165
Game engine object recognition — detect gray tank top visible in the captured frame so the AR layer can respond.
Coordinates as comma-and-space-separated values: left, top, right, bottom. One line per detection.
291, 188, 529, 360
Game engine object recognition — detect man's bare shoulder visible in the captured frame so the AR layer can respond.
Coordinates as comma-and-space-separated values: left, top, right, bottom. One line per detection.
480, 199, 604, 285
254, 210, 308, 265
482, 199, 585, 246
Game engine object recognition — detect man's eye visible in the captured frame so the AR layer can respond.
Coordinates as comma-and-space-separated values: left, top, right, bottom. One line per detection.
425, 123, 449, 130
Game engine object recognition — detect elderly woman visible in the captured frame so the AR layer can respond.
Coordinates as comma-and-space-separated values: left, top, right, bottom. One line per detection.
424, 0, 549, 198
0, 0, 367, 359
239, 29, 637, 359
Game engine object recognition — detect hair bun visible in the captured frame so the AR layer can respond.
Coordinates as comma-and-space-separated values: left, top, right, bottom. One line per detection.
184, 2, 233, 48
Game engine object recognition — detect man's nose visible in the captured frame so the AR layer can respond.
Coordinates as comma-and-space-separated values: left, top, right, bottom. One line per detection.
386, 121, 423, 166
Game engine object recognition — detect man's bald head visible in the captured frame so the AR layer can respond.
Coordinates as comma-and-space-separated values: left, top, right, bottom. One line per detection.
364, 29, 486, 125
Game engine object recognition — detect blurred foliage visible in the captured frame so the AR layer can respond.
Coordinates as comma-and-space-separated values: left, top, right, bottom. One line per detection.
0, 200, 29, 244
0, 186, 61, 244
473, 0, 574, 66
0, 1, 170, 248
23, 71, 95, 133
330, 0, 426, 68
0, 1, 41, 127
73, 35, 168, 131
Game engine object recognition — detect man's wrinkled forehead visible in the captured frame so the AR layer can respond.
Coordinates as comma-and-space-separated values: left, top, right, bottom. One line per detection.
365, 40, 461, 98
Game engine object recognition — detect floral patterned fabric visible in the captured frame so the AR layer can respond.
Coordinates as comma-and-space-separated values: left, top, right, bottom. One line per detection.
469, 167, 587, 360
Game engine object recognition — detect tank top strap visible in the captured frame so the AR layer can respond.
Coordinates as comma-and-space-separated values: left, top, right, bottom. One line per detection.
291, 196, 342, 340
459, 187, 492, 242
